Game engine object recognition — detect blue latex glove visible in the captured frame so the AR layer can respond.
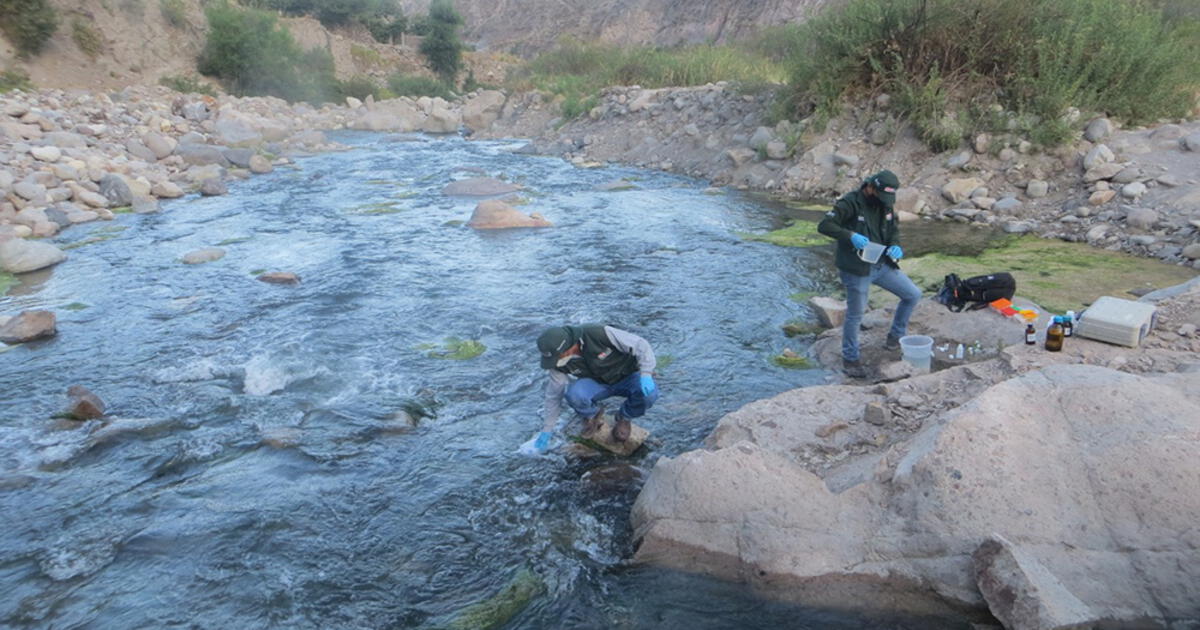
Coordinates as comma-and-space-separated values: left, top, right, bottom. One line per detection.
849, 233, 870, 250
887, 245, 903, 261
639, 374, 657, 398
533, 431, 551, 451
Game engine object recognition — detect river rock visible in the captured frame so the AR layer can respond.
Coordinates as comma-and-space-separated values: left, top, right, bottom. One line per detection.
973, 534, 1099, 630
443, 177, 520, 197
1120, 182, 1147, 199
99, 174, 133, 206
248, 155, 273, 174
1082, 144, 1114, 171
199, 178, 228, 196
150, 181, 184, 198
181, 247, 226, 264
257, 272, 300, 285
422, 104, 461, 134
1183, 133, 1200, 152
214, 110, 263, 146
0, 310, 57, 344
942, 178, 984, 204
1026, 179, 1049, 198
65, 385, 106, 420
143, 132, 176, 159
0, 238, 66, 273
748, 126, 773, 151
993, 197, 1021, 213
945, 150, 972, 170
462, 90, 506, 132
13, 181, 47, 202
30, 146, 62, 162
1089, 190, 1116, 206
766, 141, 789, 160
1084, 118, 1112, 142
176, 144, 230, 167
1083, 163, 1123, 183
466, 200, 552, 229
1126, 207, 1158, 230
631, 365, 1200, 623
1182, 244, 1200, 260
43, 131, 87, 149
808, 296, 846, 329
222, 148, 254, 169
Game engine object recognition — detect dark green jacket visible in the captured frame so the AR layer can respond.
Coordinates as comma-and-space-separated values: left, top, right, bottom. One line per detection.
817, 188, 900, 276
555, 324, 641, 385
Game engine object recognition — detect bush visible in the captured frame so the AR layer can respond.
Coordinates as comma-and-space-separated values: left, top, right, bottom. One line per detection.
0, 0, 59, 58
159, 74, 217, 96
72, 19, 104, 59
0, 69, 33, 93
337, 75, 380, 100
160, 0, 187, 27
778, 0, 1200, 149
198, 1, 337, 103
419, 0, 463, 83
387, 73, 454, 99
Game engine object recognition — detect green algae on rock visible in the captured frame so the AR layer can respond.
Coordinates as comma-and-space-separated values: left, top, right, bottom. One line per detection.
0, 272, 15, 296
903, 236, 1198, 314
426, 337, 487, 360
771, 349, 813, 369
445, 567, 545, 630
740, 219, 827, 248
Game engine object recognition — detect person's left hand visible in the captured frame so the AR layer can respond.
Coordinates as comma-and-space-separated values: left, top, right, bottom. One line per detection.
886, 245, 903, 261
639, 374, 657, 398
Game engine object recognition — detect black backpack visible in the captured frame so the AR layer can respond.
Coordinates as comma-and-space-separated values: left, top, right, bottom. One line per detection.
935, 272, 1017, 312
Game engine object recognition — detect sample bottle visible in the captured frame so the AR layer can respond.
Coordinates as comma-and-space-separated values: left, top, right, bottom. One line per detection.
1025, 322, 1037, 345
1045, 316, 1065, 352
1063, 310, 1075, 337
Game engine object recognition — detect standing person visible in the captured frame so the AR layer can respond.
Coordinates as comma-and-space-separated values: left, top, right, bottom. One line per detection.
530, 324, 659, 452
817, 170, 922, 378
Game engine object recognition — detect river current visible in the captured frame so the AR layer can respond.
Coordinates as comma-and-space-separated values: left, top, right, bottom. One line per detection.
0, 133, 965, 628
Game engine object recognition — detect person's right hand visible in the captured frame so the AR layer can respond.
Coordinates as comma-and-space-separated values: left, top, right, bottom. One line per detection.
850, 233, 869, 250
533, 431, 551, 451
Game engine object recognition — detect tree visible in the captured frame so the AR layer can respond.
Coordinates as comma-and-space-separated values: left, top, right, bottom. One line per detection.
419, 0, 463, 84
0, 0, 59, 58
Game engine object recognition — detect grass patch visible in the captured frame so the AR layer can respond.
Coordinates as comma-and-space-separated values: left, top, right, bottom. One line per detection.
159, 74, 218, 96
111, 206, 133, 214
159, 0, 186, 27
740, 219, 827, 248
446, 568, 544, 630
0, 69, 33, 93
350, 44, 381, 66
778, 0, 1200, 149
903, 236, 1198, 314
387, 73, 454, 100
771, 350, 813, 369
425, 337, 486, 360
508, 37, 786, 119
0, 271, 16, 296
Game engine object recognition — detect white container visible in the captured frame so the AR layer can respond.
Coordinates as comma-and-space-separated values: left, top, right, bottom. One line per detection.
899, 334, 933, 370
858, 241, 885, 264
1075, 296, 1157, 347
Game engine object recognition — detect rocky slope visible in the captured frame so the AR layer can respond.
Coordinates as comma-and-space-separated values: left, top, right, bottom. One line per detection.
396, 0, 832, 53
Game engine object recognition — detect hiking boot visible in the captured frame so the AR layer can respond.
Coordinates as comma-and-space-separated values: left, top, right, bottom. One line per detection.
885, 334, 901, 351
612, 410, 631, 443
583, 404, 606, 435
843, 358, 868, 379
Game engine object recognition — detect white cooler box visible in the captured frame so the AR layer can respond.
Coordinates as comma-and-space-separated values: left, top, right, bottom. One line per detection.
1075, 296, 1158, 347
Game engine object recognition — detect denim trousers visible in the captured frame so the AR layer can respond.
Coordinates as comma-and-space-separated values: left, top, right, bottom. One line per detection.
564, 371, 658, 419
839, 264, 922, 362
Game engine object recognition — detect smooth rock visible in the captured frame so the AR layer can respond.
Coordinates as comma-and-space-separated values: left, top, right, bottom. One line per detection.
151, 181, 184, 198
257, 272, 300, 285
99, 174, 133, 206
1088, 190, 1116, 206
442, 177, 520, 197
30, 146, 62, 162
199, 178, 228, 196
65, 385, 106, 420
1180, 244, 1200, 260
248, 155, 273, 174
0, 310, 57, 344
1084, 118, 1112, 142
943, 178, 985, 204
1082, 144, 1114, 171
466, 200, 552, 229
1083, 163, 1123, 183
1026, 179, 1048, 198
808, 296, 847, 329
0, 238, 66, 273
1120, 182, 1147, 199
181, 247, 226, 264
1125, 207, 1158, 230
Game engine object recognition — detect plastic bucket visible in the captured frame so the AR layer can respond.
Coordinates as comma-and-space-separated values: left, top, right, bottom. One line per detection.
899, 334, 933, 370
858, 241, 885, 264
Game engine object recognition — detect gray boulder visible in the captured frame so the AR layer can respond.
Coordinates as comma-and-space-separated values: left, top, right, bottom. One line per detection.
181, 247, 226, 264
222, 148, 255, 169
442, 177, 520, 197
248, 155, 273, 174
1082, 144, 1114, 171
99, 174, 133, 206
1083, 118, 1112, 142
0, 238, 66, 273
143, 132, 176, 159
123, 139, 157, 162
462, 90, 506, 132
199, 178, 228, 196
175, 144, 230, 167
1183, 133, 1200, 152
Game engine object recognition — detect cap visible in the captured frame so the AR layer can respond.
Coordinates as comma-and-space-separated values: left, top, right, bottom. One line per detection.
537, 326, 573, 369
868, 170, 900, 207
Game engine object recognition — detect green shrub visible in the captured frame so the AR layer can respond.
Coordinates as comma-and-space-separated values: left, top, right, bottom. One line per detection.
0, 69, 33, 93
337, 75, 380, 100
72, 19, 104, 59
387, 73, 454, 99
198, 1, 337, 103
0, 0, 59, 58
419, 0, 463, 83
159, 74, 217, 96
159, 0, 187, 27
779, 0, 1200, 150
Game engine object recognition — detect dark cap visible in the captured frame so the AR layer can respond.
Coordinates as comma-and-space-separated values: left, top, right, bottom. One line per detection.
868, 170, 900, 207
537, 326, 574, 369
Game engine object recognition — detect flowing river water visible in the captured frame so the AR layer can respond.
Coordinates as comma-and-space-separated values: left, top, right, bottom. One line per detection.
1, 133, 968, 629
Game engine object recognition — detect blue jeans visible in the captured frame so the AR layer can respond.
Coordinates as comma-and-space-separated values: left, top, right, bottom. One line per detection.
564, 371, 658, 419
839, 264, 922, 362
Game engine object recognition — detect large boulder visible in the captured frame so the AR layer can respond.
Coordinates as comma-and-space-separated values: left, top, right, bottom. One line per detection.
462, 90, 506, 132
442, 177, 520, 197
632, 365, 1200, 623
466, 200, 552, 229
99, 173, 134, 206
422, 103, 462, 134
214, 109, 264, 146
942, 177, 984, 204
0, 238, 66, 273
973, 534, 1099, 630
350, 100, 423, 132
0, 310, 57, 344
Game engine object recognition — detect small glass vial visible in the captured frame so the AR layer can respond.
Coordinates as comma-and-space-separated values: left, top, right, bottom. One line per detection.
1063, 310, 1075, 338
1025, 322, 1037, 345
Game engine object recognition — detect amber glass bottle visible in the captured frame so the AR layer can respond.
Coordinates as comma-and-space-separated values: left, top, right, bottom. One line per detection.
1045, 316, 1064, 352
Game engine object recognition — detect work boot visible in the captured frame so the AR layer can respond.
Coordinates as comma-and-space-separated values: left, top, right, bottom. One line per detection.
885, 334, 901, 351
843, 358, 868, 379
612, 410, 631, 443
583, 404, 606, 435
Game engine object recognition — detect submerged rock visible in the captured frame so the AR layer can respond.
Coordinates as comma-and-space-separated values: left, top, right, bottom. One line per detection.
443, 177, 521, 197
0, 310, 57, 344
466, 200, 551, 229
181, 247, 226, 264
65, 385, 106, 420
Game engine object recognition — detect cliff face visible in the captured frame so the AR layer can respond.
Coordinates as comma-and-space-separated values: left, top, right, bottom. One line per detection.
397, 0, 837, 54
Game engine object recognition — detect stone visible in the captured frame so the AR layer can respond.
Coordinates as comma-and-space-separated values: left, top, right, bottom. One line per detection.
1025, 179, 1049, 198
1182, 133, 1200, 152
1111, 167, 1141, 184
863, 401, 890, 426
99, 173, 134, 206
1088, 190, 1116, 206
466, 200, 552, 229
1082, 144, 1114, 171
175, 144, 230, 167
0, 310, 56, 344
945, 150, 972, 170
43, 131, 87, 149
1002, 221, 1033, 234
726, 148, 756, 166
1126, 207, 1158, 229
181, 247, 226, 264
462, 90, 506, 132
222, 148, 254, 169
214, 110, 263, 146
143, 132, 176, 159
808, 296, 847, 329
1084, 117, 1112, 142
345, 96, 363, 109
973, 133, 991, 154
832, 153, 859, 167
973, 535, 1099, 630
257, 272, 300, 285
75, 190, 109, 208
442, 177, 520, 197
0, 238, 66, 273
199, 178, 228, 196
1083, 162, 1123, 183
248, 155, 273, 174
972, 197, 996, 210
421, 104, 461, 134
765, 141, 788, 160
1181, 244, 1200, 260
13, 181, 47, 202
65, 385, 106, 420
1085, 224, 1110, 243
30, 146, 62, 162
151, 181, 184, 198
748, 126, 773, 150
942, 178, 985, 204
993, 197, 1021, 213
1120, 182, 1147, 199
